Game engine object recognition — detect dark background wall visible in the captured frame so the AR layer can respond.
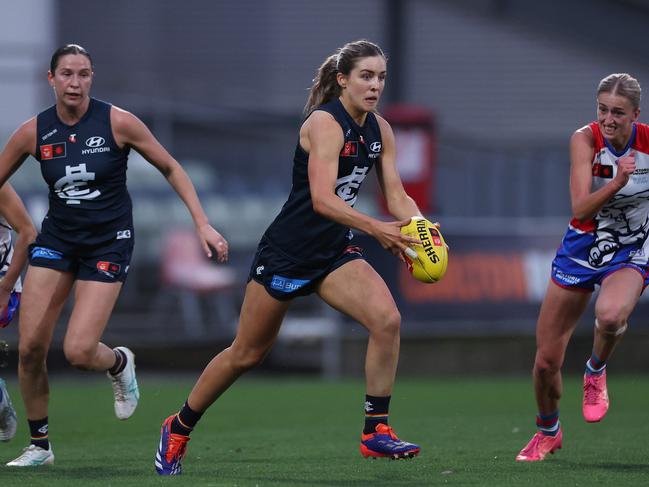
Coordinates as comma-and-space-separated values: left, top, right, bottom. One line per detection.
3, 0, 649, 374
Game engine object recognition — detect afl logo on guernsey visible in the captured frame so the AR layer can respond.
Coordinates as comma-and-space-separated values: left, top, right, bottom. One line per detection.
82, 136, 110, 155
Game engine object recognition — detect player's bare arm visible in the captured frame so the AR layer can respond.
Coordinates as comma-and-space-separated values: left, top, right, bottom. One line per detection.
570, 126, 633, 222
110, 107, 228, 261
374, 115, 420, 220
0, 184, 36, 296
0, 118, 37, 188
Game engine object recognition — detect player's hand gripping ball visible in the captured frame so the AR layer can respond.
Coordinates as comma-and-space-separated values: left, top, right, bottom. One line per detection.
401, 216, 448, 283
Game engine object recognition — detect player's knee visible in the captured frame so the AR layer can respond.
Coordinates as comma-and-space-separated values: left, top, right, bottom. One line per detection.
595, 310, 628, 334
533, 353, 561, 376
63, 344, 96, 370
229, 344, 268, 372
18, 340, 48, 368
369, 307, 401, 338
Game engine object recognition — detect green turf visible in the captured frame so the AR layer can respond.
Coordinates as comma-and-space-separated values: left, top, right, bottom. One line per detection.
1, 374, 648, 486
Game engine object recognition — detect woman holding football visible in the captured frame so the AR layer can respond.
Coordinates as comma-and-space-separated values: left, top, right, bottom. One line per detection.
156, 39, 426, 475
0, 43, 228, 467
516, 73, 649, 462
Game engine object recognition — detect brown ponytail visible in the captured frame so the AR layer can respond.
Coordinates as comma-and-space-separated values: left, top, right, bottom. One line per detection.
303, 40, 386, 115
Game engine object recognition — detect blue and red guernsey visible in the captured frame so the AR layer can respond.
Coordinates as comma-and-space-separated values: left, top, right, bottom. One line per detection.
35, 98, 132, 246
558, 122, 649, 273
263, 98, 382, 264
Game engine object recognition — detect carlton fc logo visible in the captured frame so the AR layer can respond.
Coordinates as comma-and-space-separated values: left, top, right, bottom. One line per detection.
54, 163, 101, 204
336, 166, 369, 206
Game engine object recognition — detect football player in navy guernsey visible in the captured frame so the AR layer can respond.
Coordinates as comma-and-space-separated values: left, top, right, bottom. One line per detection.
0, 44, 229, 467
0, 183, 37, 444
516, 74, 649, 462
155, 40, 426, 475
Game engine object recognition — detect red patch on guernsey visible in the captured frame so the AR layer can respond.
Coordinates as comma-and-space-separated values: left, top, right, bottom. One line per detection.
340, 141, 358, 157
592, 163, 613, 178
40, 142, 66, 160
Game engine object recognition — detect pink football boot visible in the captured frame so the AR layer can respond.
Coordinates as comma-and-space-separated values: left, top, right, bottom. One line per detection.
583, 370, 609, 422
516, 428, 563, 462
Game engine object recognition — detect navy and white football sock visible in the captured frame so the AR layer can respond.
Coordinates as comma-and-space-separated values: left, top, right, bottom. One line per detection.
363, 395, 390, 434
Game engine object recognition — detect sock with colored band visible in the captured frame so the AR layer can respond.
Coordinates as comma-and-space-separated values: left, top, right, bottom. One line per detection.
364, 395, 390, 435
170, 400, 204, 436
536, 411, 560, 436
585, 353, 606, 375
108, 348, 127, 376
28, 417, 50, 450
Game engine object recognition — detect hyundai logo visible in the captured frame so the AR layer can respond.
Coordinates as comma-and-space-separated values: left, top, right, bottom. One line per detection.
370, 141, 382, 152
85, 136, 105, 148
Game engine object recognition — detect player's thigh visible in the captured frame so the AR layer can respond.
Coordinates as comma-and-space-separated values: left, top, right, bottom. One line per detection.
536, 280, 591, 360
316, 259, 398, 330
595, 267, 643, 323
231, 280, 291, 352
19, 265, 75, 347
64, 280, 122, 349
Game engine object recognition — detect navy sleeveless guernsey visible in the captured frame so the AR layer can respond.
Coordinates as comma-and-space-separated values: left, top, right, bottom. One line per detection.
35, 98, 132, 246
263, 98, 382, 264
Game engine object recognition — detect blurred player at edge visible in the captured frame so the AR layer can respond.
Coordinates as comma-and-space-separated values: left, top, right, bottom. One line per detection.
517, 73, 649, 462
155, 39, 428, 475
0, 44, 229, 467
0, 184, 37, 442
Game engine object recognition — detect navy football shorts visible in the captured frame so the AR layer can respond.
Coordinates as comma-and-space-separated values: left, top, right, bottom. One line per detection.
29, 232, 134, 283
248, 237, 364, 301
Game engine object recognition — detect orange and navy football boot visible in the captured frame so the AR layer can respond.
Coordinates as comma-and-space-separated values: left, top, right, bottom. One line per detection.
360, 424, 420, 459
155, 415, 190, 475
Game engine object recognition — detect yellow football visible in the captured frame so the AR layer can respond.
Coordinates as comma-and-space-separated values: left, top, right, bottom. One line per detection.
400, 216, 448, 283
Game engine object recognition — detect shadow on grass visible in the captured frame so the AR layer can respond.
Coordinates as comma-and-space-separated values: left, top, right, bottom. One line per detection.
22, 465, 144, 478
230, 478, 418, 486
558, 460, 649, 474
594, 462, 649, 473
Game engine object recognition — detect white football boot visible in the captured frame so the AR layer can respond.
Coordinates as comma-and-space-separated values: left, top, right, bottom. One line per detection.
107, 346, 140, 419
6, 444, 54, 467
0, 378, 17, 441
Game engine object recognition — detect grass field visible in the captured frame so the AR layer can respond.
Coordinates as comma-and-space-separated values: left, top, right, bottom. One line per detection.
0, 374, 648, 486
